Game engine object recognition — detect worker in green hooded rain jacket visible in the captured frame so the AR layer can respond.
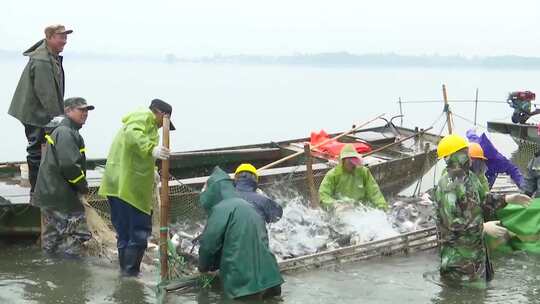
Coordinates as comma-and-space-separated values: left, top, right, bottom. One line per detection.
8, 25, 73, 193
99, 99, 174, 276
318, 144, 388, 211
198, 167, 284, 300
434, 134, 530, 285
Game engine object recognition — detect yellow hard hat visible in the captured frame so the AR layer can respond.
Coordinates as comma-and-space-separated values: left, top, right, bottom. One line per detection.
437, 134, 469, 159
468, 142, 487, 160
234, 163, 258, 178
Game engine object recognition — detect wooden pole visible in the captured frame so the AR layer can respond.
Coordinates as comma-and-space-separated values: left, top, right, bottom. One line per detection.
442, 84, 453, 134
303, 144, 320, 209
474, 88, 479, 126
258, 113, 385, 171
398, 97, 403, 127
160, 115, 171, 281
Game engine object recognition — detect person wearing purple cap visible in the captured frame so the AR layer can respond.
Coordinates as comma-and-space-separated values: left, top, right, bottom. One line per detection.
319, 144, 388, 211
466, 129, 524, 189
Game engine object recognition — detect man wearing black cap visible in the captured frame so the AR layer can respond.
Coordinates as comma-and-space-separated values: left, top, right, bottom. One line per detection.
99, 99, 174, 276
8, 24, 73, 194
34, 97, 94, 258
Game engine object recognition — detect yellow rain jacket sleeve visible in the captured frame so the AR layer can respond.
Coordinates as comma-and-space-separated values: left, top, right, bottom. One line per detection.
98, 109, 159, 215
319, 165, 388, 211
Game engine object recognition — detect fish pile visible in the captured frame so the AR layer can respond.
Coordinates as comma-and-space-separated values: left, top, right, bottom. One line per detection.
167, 189, 436, 265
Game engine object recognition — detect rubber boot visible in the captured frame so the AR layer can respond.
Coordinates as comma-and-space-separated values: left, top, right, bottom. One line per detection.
123, 247, 145, 277
118, 248, 126, 273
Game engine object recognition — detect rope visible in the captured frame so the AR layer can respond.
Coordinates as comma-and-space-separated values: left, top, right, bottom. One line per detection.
399, 100, 508, 104
452, 112, 488, 130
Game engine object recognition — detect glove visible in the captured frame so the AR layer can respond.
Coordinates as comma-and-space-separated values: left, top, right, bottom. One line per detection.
505, 193, 531, 207
483, 220, 508, 238
152, 146, 170, 160
74, 180, 89, 195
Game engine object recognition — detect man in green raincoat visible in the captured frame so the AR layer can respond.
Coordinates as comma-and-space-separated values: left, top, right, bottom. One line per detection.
99, 99, 174, 276
318, 144, 388, 211
9, 25, 73, 193
34, 97, 94, 257
434, 134, 530, 285
198, 167, 284, 300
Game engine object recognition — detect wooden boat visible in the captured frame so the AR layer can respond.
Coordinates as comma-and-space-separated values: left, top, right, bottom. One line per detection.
0, 122, 442, 237
487, 121, 540, 145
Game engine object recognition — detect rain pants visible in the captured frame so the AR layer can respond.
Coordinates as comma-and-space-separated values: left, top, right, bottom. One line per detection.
98, 109, 159, 215
318, 145, 387, 210
198, 167, 284, 299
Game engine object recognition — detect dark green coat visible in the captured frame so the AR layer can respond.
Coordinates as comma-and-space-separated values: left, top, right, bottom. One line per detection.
8, 39, 64, 127
198, 167, 284, 299
34, 117, 88, 213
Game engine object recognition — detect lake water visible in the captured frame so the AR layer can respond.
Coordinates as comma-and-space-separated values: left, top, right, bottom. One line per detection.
2, 59, 540, 303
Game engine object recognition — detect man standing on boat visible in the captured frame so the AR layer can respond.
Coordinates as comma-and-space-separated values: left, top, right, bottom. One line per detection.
8, 25, 72, 194
434, 134, 530, 285
233, 163, 283, 224
33, 97, 94, 258
318, 144, 388, 211
98, 99, 173, 276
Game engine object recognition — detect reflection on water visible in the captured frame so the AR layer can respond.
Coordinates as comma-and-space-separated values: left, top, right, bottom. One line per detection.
4, 241, 540, 303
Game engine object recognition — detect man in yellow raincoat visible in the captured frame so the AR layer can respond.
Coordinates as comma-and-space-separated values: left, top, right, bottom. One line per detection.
318, 144, 388, 211
99, 99, 174, 276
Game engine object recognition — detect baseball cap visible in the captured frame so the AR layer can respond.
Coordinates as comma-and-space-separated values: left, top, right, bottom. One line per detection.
64, 97, 95, 110
44, 25, 73, 38
149, 98, 175, 130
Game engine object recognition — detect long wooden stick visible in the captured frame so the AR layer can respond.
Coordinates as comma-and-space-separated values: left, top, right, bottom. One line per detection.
363, 127, 433, 157
442, 84, 453, 134
304, 144, 320, 208
258, 113, 385, 171
160, 115, 171, 281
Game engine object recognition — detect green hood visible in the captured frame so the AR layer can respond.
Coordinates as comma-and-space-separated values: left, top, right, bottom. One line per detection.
200, 167, 237, 212
23, 39, 51, 61
339, 144, 360, 160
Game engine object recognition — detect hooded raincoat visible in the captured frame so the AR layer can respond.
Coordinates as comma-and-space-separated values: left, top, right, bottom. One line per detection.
318, 144, 388, 210
466, 130, 524, 189
198, 167, 284, 299
98, 109, 159, 215
9, 39, 65, 127
34, 117, 88, 212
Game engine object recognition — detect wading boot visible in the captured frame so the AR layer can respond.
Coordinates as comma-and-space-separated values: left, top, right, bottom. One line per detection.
123, 247, 145, 277
118, 248, 126, 273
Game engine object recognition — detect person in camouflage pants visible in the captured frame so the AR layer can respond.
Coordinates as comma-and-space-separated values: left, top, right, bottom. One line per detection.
42, 209, 91, 256
434, 134, 530, 285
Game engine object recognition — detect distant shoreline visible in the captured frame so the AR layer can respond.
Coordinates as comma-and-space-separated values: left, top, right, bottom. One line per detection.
2, 50, 540, 69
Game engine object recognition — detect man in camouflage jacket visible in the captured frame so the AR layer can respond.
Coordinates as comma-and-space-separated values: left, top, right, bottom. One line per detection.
435, 135, 530, 284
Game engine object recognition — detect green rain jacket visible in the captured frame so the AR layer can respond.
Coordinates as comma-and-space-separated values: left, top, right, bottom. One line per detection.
435, 171, 506, 283
198, 167, 284, 299
8, 39, 64, 127
98, 109, 159, 215
318, 144, 388, 210
34, 117, 88, 213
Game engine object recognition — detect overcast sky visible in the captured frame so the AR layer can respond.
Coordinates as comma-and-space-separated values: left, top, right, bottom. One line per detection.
2, 0, 540, 57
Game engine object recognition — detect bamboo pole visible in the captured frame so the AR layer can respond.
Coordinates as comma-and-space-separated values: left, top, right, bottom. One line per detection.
303, 144, 320, 209
160, 115, 171, 281
258, 113, 385, 171
398, 97, 403, 127
442, 84, 453, 134
474, 88, 479, 126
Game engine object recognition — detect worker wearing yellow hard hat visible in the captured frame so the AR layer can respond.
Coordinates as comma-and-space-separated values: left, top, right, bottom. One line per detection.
434, 133, 531, 285
233, 163, 282, 224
